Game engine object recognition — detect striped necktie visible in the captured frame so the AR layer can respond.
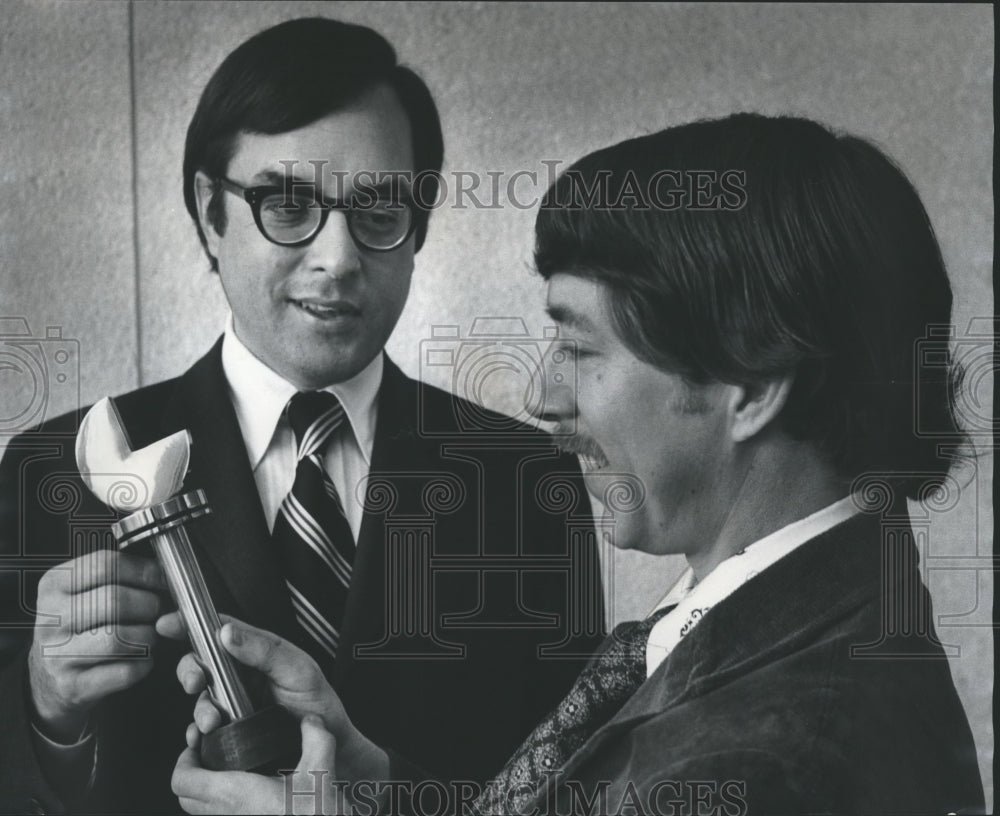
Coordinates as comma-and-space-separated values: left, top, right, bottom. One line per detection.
473, 606, 673, 815
273, 391, 356, 668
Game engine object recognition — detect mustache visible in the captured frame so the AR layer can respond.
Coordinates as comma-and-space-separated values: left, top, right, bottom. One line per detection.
550, 425, 611, 467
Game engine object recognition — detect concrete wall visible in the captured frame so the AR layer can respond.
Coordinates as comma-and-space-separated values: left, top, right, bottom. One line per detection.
0, 1, 992, 804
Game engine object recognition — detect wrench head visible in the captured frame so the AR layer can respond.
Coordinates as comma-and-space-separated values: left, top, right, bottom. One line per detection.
75, 396, 191, 511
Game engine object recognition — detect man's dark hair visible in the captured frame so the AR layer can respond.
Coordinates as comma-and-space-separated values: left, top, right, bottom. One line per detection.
535, 113, 965, 499
183, 17, 444, 270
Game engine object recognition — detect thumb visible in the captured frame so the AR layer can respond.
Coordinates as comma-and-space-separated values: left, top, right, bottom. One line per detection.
219, 621, 312, 687
295, 715, 337, 778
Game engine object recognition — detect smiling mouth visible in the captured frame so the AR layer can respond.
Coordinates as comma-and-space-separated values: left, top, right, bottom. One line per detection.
291, 299, 361, 319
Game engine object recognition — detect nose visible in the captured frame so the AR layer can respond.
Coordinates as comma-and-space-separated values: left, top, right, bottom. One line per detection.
526, 342, 577, 426
303, 210, 362, 277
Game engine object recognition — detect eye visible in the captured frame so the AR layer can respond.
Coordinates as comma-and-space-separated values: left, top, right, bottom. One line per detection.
352, 202, 408, 234
260, 194, 314, 223
552, 341, 592, 361
551, 344, 572, 362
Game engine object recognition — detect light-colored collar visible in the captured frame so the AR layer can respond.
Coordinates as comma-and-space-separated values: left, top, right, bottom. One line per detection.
650, 494, 861, 615
644, 495, 860, 678
221, 315, 382, 469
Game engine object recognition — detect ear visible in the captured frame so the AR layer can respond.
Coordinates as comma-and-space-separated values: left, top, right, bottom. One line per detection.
727, 374, 794, 443
193, 170, 222, 258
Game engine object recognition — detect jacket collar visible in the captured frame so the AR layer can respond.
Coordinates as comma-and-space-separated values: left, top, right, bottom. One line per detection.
332, 356, 423, 684
157, 338, 296, 634
547, 510, 910, 787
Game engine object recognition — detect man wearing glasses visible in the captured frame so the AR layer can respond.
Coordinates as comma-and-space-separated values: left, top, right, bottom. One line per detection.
0, 17, 600, 813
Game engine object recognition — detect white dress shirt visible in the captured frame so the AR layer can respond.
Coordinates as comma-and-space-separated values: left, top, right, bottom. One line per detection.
644, 496, 860, 677
221, 316, 381, 540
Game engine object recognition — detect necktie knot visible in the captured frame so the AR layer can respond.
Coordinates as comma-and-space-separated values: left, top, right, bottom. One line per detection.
589, 605, 672, 683
612, 605, 671, 653
286, 391, 345, 459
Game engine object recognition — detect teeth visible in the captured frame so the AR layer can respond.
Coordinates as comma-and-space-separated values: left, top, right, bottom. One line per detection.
296, 300, 341, 315
579, 454, 606, 472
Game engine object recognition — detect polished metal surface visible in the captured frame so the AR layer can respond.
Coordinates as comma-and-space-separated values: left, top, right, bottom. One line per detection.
152, 526, 254, 722
113, 489, 253, 723
112, 489, 210, 542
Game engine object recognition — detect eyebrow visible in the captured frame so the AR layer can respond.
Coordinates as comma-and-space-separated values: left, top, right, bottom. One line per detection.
545, 304, 595, 332
248, 170, 413, 201
250, 169, 306, 186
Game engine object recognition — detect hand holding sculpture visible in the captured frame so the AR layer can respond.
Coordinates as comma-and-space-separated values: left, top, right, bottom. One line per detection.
29, 398, 173, 741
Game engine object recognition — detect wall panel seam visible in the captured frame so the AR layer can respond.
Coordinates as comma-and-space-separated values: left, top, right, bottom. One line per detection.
128, 0, 143, 388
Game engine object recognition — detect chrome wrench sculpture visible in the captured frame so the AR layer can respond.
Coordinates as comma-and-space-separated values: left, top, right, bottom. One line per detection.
76, 397, 299, 771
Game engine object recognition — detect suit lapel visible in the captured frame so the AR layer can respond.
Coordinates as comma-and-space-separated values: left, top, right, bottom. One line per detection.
537, 512, 894, 797
157, 339, 297, 635
334, 357, 421, 686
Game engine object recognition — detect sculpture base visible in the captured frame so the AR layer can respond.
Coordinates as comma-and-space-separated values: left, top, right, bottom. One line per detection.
200, 705, 302, 774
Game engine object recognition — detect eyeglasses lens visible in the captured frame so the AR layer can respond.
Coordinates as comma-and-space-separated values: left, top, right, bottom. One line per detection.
258, 191, 412, 250
351, 202, 412, 250
259, 192, 321, 245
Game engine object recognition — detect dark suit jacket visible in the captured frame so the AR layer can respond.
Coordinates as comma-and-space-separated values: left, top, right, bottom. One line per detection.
534, 512, 984, 815
0, 340, 603, 814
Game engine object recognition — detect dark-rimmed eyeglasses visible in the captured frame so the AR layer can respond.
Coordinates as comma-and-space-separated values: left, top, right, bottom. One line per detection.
216, 177, 416, 252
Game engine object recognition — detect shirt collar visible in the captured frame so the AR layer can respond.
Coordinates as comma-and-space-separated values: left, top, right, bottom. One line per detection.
649, 494, 861, 615
643, 495, 860, 678
221, 315, 382, 469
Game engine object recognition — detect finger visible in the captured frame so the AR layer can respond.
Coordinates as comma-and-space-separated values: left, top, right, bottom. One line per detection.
176, 653, 208, 695
158, 612, 234, 643
45, 550, 166, 595
186, 722, 200, 749
173, 749, 267, 815
111, 552, 168, 590
46, 586, 158, 635
194, 690, 223, 734
295, 715, 337, 777
178, 798, 210, 815
172, 746, 210, 802
220, 621, 317, 687
112, 584, 163, 623
106, 623, 158, 654
62, 585, 161, 630
43, 624, 158, 662
77, 654, 155, 694
156, 610, 186, 640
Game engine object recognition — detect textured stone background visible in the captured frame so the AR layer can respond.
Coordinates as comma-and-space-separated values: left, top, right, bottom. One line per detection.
0, 1, 992, 802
